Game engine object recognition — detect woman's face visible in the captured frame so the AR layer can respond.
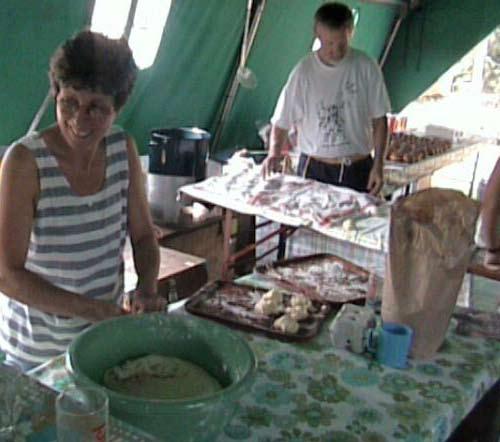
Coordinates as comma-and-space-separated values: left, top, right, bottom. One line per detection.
56, 86, 116, 150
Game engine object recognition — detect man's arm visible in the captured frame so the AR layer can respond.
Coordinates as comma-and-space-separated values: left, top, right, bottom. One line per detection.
479, 158, 500, 268
367, 116, 388, 195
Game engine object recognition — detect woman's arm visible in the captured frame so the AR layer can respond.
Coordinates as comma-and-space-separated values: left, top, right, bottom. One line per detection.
0, 144, 123, 321
125, 136, 163, 312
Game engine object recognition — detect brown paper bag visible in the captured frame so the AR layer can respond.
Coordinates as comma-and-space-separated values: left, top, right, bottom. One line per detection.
382, 188, 479, 359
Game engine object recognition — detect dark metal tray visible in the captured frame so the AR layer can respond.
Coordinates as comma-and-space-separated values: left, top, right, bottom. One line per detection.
254, 253, 371, 304
185, 281, 332, 341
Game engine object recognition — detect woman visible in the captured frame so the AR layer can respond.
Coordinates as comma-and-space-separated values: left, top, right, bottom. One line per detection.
0, 31, 164, 372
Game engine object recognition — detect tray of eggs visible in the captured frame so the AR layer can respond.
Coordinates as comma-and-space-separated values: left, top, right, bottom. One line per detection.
185, 281, 331, 341
386, 133, 452, 164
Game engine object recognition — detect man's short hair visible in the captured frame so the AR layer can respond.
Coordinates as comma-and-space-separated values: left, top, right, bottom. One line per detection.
314, 2, 354, 29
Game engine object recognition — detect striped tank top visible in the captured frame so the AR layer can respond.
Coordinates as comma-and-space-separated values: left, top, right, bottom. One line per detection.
0, 126, 129, 370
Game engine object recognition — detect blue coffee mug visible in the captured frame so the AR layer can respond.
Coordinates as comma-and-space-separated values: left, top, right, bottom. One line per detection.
367, 322, 413, 369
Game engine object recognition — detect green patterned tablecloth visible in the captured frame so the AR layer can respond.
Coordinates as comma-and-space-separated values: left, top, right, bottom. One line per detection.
27, 313, 500, 442
0, 363, 161, 441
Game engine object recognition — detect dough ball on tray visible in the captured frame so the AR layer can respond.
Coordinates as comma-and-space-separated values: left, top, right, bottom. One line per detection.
273, 314, 300, 334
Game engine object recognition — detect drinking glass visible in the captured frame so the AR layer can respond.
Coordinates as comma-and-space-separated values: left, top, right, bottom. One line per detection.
56, 386, 108, 442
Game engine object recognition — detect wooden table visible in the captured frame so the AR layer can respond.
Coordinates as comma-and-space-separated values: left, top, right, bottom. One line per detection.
123, 242, 208, 299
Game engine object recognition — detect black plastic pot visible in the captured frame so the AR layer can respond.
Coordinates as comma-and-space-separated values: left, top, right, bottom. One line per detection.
148, 127, 210, 181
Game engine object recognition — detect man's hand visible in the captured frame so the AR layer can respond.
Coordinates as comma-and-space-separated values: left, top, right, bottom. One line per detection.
367, 162, 384, 196
261, 154, 283, 178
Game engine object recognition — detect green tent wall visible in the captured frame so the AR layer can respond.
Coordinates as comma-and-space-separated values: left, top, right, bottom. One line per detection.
0, 0, 89, 143
0, 0, 498, 157
383, 0, 500, 112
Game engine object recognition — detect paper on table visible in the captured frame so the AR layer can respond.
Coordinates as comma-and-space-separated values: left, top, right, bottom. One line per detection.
180, 168, 386, 232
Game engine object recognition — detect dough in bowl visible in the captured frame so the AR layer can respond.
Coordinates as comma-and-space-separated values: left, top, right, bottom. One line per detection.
103, 354, 222, 400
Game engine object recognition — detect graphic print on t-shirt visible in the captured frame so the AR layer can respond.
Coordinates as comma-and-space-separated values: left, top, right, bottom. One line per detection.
317, 99, 348, 149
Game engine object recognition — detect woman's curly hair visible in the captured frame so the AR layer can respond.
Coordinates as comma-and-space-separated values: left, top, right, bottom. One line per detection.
49, 30, 138, 109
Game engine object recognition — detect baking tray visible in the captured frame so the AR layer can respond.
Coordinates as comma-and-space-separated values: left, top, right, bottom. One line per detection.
453, 306, 500, 341
185, 281, 332, 341
254, 253, 371, 304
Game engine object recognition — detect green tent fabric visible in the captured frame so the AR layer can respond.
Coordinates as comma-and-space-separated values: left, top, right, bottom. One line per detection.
0, 0, 88, 145
383, 0, 500, 112
121, 0, 247, 153
0, 0, 498, 156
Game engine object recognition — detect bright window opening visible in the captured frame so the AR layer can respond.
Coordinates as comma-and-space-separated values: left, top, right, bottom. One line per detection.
129, 0, 172, 69
401, 26, 500, 141
91, 0, 172, 69
91, 0, 132, 39
397, 26, 500, 199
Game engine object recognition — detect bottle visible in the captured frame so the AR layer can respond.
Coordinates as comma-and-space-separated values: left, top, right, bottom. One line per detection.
168, 279, 178, 304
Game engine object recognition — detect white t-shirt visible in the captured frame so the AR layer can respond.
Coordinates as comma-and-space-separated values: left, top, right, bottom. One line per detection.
271, 48, 391, 158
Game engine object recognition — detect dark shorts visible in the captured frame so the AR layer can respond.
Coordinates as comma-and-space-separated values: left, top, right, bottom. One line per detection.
297, 154, 373, 193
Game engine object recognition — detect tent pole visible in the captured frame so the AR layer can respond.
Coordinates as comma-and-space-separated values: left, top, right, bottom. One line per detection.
26, 89, 52, 136
380, 12, 405, 67
211, 0, 266, 154
26, 0, 101, 136
123, 0, 139, 39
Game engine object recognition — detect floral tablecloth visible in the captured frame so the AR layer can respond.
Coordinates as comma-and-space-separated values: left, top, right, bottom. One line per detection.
27, 312, 500, 442
0, 364, 161, 441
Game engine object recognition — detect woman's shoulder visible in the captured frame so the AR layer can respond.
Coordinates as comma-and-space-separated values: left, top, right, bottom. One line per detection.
4, 131, 44, 158
7, 132, 44, 151
105, 125, 129, 143
105, 126, 134, 158
1, 138, 38, 181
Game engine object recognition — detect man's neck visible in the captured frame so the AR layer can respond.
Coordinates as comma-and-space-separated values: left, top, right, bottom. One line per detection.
316, 48, 350, 67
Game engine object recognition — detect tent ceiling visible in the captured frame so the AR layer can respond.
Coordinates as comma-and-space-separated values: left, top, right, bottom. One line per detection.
0, 0, 498, 155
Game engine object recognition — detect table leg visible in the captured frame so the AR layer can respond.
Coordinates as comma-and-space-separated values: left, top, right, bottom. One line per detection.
221, 209, 233, 281
277, 225, 288, 260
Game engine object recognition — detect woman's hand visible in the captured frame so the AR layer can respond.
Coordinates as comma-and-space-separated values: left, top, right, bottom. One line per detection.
86, 300, 128, 322
122, 289, 167, 314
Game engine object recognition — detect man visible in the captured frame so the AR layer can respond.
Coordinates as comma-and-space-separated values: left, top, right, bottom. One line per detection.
475, 157, 500, 270
262, 2, 391, 195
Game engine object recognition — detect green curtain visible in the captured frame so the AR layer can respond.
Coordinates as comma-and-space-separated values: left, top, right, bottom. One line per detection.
0, 0, 88, 145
